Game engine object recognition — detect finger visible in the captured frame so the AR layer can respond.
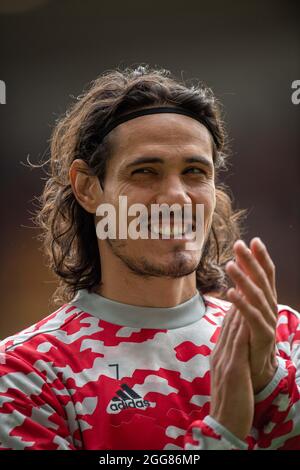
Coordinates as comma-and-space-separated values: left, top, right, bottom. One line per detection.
234, 252, 244, 296
221, 303, 245, 354
212, 303, 239, 357
225, 261, 277, 328
227, 288, 274, 346
250, 237, 277, 298
229, 288, 278, 379
233, 240, 277, 314
230, 316, 250, 361
213, 304, 235, 351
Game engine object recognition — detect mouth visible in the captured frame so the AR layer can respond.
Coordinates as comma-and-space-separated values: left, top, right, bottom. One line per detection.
147, 222, 195, 239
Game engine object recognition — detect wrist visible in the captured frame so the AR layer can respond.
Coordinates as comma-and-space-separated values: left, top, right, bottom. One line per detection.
252, 355, 279, 394
204, 416, 249, 449
210, 412, 249, 441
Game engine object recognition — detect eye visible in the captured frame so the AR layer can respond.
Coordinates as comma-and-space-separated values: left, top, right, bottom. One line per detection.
183, 167, 206, 175
131, 168, 156, 175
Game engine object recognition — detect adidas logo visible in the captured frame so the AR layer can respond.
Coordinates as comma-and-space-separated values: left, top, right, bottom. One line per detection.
109, 384, 150, 412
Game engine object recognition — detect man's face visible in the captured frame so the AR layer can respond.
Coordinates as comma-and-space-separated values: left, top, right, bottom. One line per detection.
98, 112, 216, 279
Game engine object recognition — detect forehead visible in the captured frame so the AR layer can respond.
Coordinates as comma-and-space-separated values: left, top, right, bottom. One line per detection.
109, 113, 214, 163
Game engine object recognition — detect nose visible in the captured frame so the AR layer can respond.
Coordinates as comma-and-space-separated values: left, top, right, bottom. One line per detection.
154, 174, 192, 207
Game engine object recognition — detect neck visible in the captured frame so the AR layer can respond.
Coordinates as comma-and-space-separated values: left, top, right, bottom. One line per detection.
97, 245, 198, 308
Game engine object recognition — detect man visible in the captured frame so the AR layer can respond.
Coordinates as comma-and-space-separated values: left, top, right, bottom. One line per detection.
0, 65, 299, 450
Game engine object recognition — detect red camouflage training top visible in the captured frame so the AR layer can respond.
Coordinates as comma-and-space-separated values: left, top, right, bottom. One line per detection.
0, 289, 300, 450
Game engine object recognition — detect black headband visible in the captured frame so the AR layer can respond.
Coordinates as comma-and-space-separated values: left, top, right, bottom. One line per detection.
98, 106, 218, 146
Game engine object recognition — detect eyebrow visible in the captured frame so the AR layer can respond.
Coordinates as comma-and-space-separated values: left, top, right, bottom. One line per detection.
125, 155, 214, 170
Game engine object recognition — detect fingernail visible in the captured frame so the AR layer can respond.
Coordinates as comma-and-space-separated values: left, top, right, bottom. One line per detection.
235, 239, 246, 248
225, 261, 235, 270
257, 237, 265, 249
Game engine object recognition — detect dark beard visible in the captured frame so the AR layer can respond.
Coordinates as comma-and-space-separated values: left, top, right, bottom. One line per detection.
106, 238, 200, 279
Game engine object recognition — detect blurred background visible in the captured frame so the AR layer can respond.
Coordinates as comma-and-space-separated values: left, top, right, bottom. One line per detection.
0, 0, 299, 338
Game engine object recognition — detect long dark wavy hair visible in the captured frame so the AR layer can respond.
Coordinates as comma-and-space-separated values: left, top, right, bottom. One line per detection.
35, 65, 246, 305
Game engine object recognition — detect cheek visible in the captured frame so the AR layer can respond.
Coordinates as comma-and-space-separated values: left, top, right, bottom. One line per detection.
194, 185, 216, 220
207, 190, 216, 219
110, 183, 152, 210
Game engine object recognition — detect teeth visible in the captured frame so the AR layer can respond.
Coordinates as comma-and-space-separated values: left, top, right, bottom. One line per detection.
149, 223, 194, 237
161, 226, 171, 236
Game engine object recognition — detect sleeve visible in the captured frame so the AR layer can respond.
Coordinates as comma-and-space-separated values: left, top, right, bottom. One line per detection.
250, 307, 300, 450
184, 415, 248, 450
184, 306, 300, 451
0, 351, 76, 450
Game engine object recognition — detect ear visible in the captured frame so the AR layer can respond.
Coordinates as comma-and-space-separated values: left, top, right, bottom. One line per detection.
69, 159, 103, 214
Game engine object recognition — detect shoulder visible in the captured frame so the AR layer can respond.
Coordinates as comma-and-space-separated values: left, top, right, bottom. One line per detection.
0, 303, 85, 363
203, 294, 232, 313
203, 294, 300, 332
277, 303, 300, 320
204, 293, 300, 317
276, 303, 300, 350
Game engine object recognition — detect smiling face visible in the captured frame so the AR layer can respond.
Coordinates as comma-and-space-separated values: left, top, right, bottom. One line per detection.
98, 112, 216, 279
